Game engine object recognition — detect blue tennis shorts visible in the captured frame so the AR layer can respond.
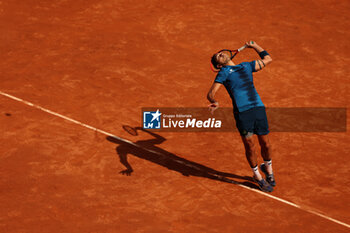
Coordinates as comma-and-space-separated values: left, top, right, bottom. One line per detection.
234, 107, 270, 136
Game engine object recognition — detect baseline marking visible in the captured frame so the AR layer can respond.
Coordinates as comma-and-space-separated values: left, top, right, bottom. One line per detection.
1, 90, 349, 229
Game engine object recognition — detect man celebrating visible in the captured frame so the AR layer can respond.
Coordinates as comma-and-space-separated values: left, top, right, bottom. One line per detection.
207, 41, 275, 192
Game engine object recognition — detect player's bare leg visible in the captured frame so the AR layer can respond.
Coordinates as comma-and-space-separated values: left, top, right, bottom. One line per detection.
241, 135, 273, 192
258, 135, 272, 158
241, 135, 261, 180
258, 134, 276, 186
258, 135, 273, 173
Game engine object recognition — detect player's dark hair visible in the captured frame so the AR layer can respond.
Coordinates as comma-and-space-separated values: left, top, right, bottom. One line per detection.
211, 54, 220, 70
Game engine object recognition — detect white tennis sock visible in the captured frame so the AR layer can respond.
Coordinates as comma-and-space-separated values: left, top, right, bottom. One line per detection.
252, 165, 262, 180
264, 160, 273, 174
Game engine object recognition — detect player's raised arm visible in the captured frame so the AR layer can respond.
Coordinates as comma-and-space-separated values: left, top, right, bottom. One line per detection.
245, 41, 272, 72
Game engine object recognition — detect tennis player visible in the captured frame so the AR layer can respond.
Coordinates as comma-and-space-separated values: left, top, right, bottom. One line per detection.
207, 41, 275, 192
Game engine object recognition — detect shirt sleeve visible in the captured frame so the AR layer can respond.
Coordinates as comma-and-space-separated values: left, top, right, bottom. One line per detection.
214, 70, 227, 84
249, 61, 256, 72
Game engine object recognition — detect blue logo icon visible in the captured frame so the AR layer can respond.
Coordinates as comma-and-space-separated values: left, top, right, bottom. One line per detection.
143, 109, 162, 129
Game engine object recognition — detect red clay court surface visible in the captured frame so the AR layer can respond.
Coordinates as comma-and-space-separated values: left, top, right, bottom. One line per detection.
1, 0, 350, 232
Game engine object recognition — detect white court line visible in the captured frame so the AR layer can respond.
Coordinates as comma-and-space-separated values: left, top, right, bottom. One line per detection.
1, 90, 349, 229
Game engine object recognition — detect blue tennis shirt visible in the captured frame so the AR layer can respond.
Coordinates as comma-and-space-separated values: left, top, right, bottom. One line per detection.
214, 61, 265, 112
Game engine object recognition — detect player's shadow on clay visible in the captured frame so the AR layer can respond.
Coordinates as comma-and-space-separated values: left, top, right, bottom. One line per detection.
106, 126, 259, 190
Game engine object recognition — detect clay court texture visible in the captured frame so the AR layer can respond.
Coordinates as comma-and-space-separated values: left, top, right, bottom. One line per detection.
0, 0, 349, 232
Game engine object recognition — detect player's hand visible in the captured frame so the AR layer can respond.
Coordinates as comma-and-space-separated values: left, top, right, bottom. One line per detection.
245, 40, 256, 48
208, 102, 219, 115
